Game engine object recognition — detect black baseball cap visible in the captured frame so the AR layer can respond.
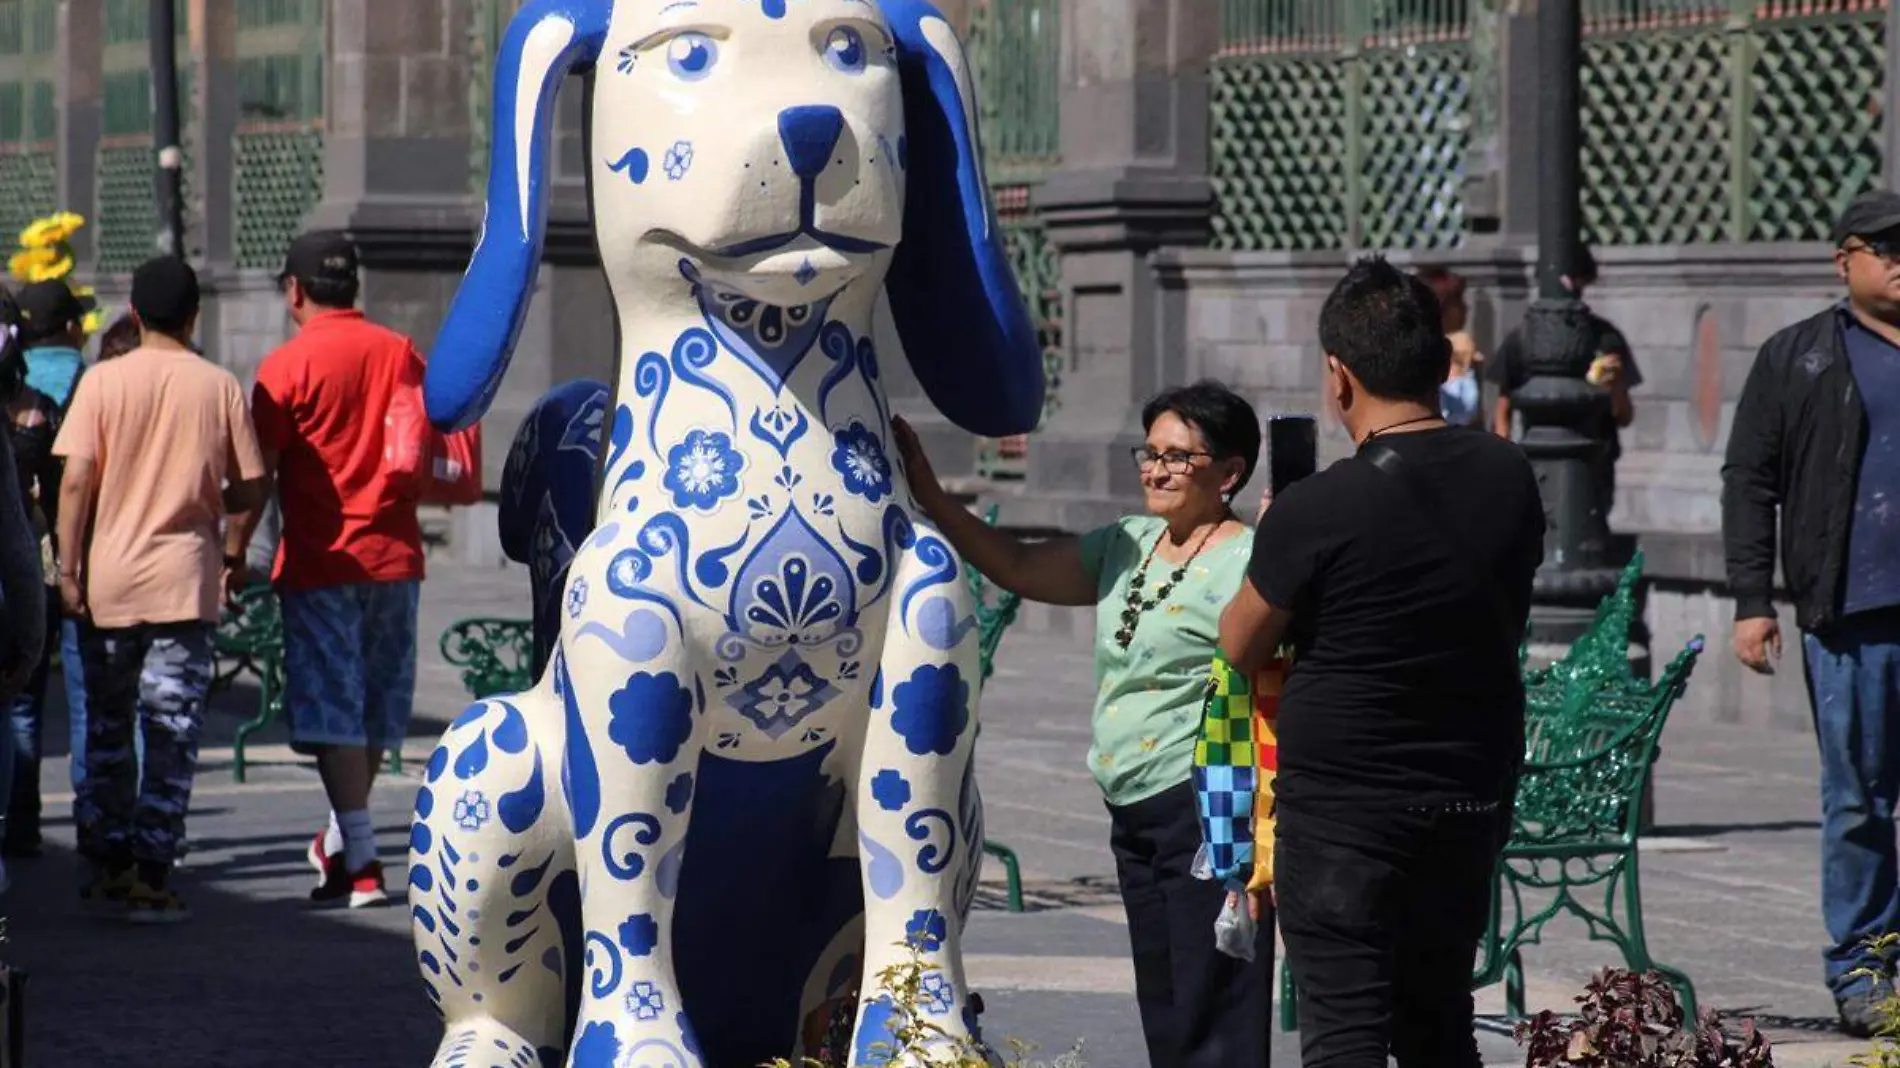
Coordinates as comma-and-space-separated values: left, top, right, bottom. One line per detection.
130, 255, 202, 333
15, 280, 83, 342
1832, 190, 1900, 246
278, 229, 360, 288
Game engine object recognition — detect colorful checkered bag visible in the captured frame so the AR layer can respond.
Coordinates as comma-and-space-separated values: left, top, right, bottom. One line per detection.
1193, 656, 1259, 889
1247, 657, 1285, 894
1193, 654, 1286, 892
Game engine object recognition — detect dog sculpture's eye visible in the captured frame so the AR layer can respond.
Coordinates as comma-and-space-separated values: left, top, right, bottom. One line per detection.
823, 26, 866, 74
667, 33, 719, 81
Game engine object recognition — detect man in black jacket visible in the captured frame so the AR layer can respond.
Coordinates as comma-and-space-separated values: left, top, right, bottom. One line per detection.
1723, 189, 1900, 1036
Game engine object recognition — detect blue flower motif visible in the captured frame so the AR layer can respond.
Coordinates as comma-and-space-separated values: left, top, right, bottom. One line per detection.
626, 980, 665, 1021
565, 576, 589, 619
452, 790, 491, 832
573, 1021, 620, 1067
608, 671, 696, 765
871, 769, 912, 812
919, 971, 953, 1016
726, 650, 837, 740
830, 422, 893, 503
664, 429, 744, 512
664, 772, 695, 815
905, 908, 947, 952
663, 140, 694, 180
619, 913, 660, 958
615, 45, 637, 74
889, 664, 970, 757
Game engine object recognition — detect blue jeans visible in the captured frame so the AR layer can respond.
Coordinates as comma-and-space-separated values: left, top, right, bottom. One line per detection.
3, 596, 60, 845
1806, 608, 1900, 999
61, 616, 105, 788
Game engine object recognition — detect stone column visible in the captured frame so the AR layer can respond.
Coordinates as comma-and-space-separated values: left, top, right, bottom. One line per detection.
57, 0, 104, 265
1020, 0, 1219, 532
189, 0, 235, 266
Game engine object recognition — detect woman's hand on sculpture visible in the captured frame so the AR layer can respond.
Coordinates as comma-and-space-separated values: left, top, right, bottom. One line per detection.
890, 415, 947, 518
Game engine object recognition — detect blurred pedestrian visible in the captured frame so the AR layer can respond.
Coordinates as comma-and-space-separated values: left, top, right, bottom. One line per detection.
54, 256, 267, 922
238, 231, 426, 909
1723, 189, 1900, 1037
894, 382, 1274, 1068
1485, 247, 1640, 506
2, 279, 88, 857
1415, 266, 1485, 427
0, 294, 47, 892
1220, 258, 1544, 1068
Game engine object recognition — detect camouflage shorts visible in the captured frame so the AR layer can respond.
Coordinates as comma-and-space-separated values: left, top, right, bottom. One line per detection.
73, 621, 214, 868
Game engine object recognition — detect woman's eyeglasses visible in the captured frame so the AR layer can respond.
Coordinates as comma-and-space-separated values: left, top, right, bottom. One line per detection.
1130, 448, 1211, 475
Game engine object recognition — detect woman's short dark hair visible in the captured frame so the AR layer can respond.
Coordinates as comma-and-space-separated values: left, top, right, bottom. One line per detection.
1140, 380, 1261, 499
97, 314, 142, 360
1414, 265, 1466, 318
1318, 256, 1450, 403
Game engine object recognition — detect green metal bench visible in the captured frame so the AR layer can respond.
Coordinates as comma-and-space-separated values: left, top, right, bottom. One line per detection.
438, 618, 537, 701
1277, 553, 1703, 1029
215, 582, 405, 782
215, 584, 285, 783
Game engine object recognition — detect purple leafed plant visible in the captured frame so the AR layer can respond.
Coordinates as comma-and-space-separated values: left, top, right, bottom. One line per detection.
1517, 969, 1773, 1068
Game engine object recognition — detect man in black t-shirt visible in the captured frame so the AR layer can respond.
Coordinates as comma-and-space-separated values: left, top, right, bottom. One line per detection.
1220, 258, 1545, 1068
1485, 248, 1641, 504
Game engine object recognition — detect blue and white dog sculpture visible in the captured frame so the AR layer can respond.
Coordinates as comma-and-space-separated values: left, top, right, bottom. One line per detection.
410, 1, 1043, 1065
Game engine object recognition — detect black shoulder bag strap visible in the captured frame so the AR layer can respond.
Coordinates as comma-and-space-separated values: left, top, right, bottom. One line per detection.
1358, 440, 1521, 654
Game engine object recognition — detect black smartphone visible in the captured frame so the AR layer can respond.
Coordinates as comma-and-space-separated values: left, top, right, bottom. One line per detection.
1267, 414, 1318, 496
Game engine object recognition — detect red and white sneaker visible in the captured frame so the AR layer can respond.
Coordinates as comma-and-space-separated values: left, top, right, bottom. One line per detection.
309, 858, 389, 910
307, 830, 347, 898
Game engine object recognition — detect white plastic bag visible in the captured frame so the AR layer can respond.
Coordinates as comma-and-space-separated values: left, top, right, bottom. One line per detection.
1214, 891, 1256, 962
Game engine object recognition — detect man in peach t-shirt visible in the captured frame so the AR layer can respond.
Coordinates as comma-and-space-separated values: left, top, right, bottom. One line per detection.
53, 256, 267, 923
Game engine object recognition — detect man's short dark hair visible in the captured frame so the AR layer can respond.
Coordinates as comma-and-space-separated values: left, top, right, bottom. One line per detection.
130, 255, 202, 339
1574, 245, 1599, 286
1140, 380, 1262, 498
1318, 256, 1450, 404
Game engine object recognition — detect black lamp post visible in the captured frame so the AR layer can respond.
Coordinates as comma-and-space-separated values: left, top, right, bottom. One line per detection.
1513, 0, 1621, 644
149, 0, 186, 259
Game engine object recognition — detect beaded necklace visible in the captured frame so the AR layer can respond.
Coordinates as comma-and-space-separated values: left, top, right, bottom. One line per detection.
1115, 519, 1224, 649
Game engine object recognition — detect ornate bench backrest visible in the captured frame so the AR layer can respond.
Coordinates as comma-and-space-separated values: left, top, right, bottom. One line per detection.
1511, 633, 1704, 851
967, 505, 1024, 684
216, 583, 283, 656
440, 618, 536, 700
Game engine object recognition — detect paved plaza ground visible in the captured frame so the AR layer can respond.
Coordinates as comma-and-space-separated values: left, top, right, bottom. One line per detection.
1, 558, 1870, 1067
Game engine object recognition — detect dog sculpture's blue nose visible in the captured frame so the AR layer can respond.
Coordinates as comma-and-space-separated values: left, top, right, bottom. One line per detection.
778, 105, 846, 180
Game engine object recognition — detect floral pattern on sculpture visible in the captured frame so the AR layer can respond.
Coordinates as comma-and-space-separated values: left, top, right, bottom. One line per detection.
664, 429, 745, 512
830, 422, 893, 503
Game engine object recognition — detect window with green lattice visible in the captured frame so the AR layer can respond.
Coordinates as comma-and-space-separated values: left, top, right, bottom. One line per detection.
232, 0, 324, 271
0, 82, 22, 144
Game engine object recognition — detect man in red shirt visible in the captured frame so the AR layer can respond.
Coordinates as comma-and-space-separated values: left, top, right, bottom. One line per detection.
241, 232, 425, 908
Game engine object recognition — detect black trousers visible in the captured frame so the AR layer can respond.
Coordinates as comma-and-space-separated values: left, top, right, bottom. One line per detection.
1109, 781, 1274, 1068
1275, 801, 1507, 1068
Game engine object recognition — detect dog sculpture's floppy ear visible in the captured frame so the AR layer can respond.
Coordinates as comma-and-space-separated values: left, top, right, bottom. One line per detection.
882, 1, 1046, 438
426, 0, 610, 432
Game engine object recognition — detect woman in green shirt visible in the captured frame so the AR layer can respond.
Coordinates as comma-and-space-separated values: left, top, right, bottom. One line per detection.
891, 381, 1272, 1068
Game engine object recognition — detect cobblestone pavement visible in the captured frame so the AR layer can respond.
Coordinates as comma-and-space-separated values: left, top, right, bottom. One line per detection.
0, 560, 1867, 1067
